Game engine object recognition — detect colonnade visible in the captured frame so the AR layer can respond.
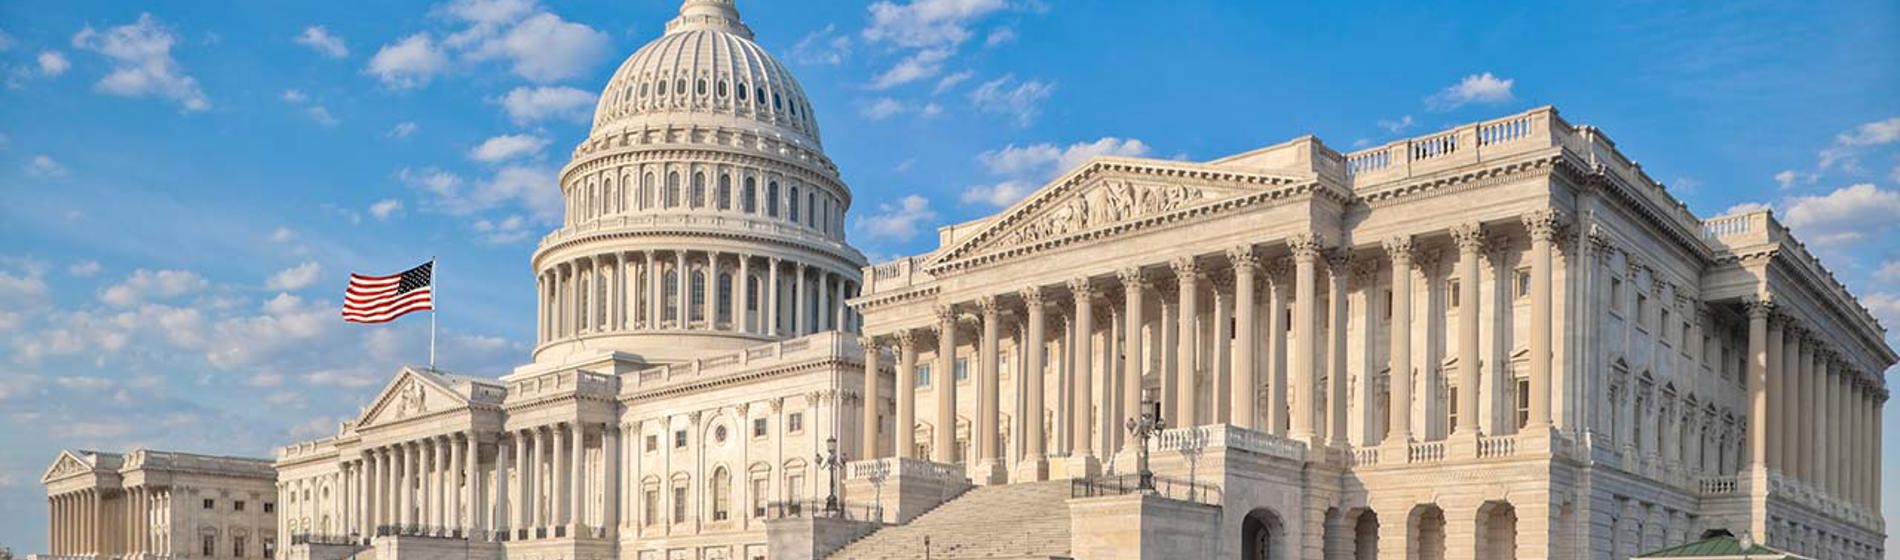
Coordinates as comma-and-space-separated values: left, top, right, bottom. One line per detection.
858, 215, 1566, 476
536, 250, 858, 345
1744, 301, 1887, 510
346, 433, 482, 536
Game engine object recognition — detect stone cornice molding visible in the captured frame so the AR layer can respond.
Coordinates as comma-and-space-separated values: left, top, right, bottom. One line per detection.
533, 226, 863, 274
563, 132, 844, 190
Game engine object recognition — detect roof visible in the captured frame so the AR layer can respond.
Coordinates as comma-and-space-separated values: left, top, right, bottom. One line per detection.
1638, 535, 1803, 559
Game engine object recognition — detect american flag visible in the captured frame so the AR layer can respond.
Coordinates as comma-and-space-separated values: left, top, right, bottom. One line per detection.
342, 261, 434, 323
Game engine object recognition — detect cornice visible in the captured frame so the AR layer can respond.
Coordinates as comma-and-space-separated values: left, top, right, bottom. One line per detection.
620, 356, 861, 404
562, 140, 847, 202
531, 225, 864, 273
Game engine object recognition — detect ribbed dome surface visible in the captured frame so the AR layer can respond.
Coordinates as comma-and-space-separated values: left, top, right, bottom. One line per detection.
591, 1, 822, 145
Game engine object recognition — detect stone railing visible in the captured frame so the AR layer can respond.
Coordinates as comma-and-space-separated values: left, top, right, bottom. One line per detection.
1697, 475, 1740, 495
1351, 447, 1381, 467
1152, 424, 1308, 463
844, 457, 965, 483
1407, 441, 1447, 464
860, 254, 938, 297
1477, 434, 1519, 459
1342, 108, 1557, 187
626, 331, 860, 392
508, 367, 619, 401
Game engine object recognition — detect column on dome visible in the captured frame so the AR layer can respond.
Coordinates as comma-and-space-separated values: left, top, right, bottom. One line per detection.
895, 330, 919, 459
768, 258, 783, 337
835, 277, 849, 332
817, 271, 830, 332
643, 251, 658, 329
1169, 258, 1200, 426
794, 263, 810, 336
536, 273, 547, 343
1288, 234, 1322, 441
1384, 237, 1416, 445
607, 253, 621, 331
934, 304, 958, 463
704, 252, 718, 331
674, 251, 688, 330
737, 255, 752, 334
1117, 268, 1146, 457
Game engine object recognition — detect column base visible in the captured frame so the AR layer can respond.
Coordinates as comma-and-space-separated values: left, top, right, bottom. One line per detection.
1012, 456, 1050, 483
1064, 454, 1103, 480
1110, 447, 1140, 476
970, 459, 1008, 485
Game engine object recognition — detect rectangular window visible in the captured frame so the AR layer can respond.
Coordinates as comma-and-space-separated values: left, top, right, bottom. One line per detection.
645, 434, 658, 452
788, 474, 805, 514
954, 358, 969, 382
916, 364, 932, 388
644, 489, 659, 525
203, 536, 216, 557
753, 418, 768, 438
1515, 268, 1532, 299
263, 538, 275, 560
752, 478, 769, 518
1610, 278, 1625, 312
235, 536, 246, 558
1515, 378, 1532, 429
234, 500, 245, 512
1636, 295, 1649, 329
203, 499, 215, 510
788, 413, 804, 433
674, 430, 687, 448
1448, 279, 1461, 308
1447, 387, 1459, 429
1660, 309, 1673, 344
1383, 290, 1393, 321
263, 502, 274, 514
672, 485, 687, 523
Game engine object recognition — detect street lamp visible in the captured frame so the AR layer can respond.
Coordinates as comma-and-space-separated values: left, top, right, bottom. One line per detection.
817, 436, 846, 515
1124, 394, 1166, 492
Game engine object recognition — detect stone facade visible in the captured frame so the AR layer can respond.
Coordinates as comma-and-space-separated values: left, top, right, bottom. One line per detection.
38, 449, 278, 560
852, 106, 1894, 559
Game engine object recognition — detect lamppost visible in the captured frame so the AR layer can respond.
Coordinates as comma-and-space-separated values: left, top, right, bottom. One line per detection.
817, 436, 846, 516
1123, 394, 1166, 492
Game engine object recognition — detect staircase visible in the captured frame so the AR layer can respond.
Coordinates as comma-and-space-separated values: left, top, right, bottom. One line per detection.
827, 480, 1075, 560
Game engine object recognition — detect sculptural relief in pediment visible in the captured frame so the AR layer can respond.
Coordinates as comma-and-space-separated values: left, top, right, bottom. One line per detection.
358, 371, 468, 428
946, 173, 1249, 263
41, 452, 91, 483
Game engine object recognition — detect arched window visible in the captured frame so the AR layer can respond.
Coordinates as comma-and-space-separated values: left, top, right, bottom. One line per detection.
691, 172, 707, 209
716, 80, 728, 98
773, 92, 782, 110
737, 83, 749, 102
603, 178, 617, 215
665, 172, 682, 208
657, 79, 668, 96
742, 177, 758, 214
676, 79, 687, 95
642, 173, 655, 209
690, 269, 708, 324
788, 186, 801, 222
717, 272, 734, 324
717, 175, 732, 211
639, 82, 649, 98
805, 191, 815, 227
766, 182, 781, 218
664, 272, 680, 324
696, 79, 708, 96
710, 467, 731, 521
755, 87, 766, 105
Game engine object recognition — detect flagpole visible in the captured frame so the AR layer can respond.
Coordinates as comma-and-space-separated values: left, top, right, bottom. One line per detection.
429, 256, 438, 372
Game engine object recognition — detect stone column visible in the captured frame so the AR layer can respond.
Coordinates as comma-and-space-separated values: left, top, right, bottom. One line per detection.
738, 255, 752, 333
441, 437, 455, 531
1780, 328, 1803, 477
1452, 223, 1484, 436
455, 436, 470, 533
1765, 314, 1785, 473
817, 271, 831, 332
1385, 237, 1416, 445
516, 429, 533, 531
1745, 299, 1772, 471
570, 423, 586, 532
1118, 268, 1147, 458
1522, 210, 1562, 432
1797, 339, 1816, 482
494, 435, 512, 535
643, 251, 657, 328
768, 258, 782, 336
794, 263, 810, 336
1171, 257, 1201, 426
706, 253, 721, 329
862, 335, 883, 459
896, 331, 918, 459
1820, 357, 1837, 494
1327, 250, 1351, 445
673, 251, 688, 329
1289, 234, 1322, 442
603, 424, 621, 537
1021, 287, 1048, 478
552, 424, 569, 530
974, 295, 1004, 484
1229, 248, 1259, 430
1857, 382, 1872, 508
934, 305, 959, 464
1069, 279, 1100, 474
1871, 391, 1884, 510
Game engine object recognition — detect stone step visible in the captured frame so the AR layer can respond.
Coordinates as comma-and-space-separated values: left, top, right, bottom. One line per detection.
827, 481, 1074, 560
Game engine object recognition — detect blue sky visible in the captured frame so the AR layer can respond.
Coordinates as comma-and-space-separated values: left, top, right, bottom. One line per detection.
0, 0, 1896, 553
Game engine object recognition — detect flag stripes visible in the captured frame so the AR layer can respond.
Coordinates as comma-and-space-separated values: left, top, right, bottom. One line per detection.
342, 261, 434, 323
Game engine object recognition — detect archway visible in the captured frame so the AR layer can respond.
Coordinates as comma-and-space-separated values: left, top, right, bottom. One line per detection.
1409, 504, 1447, 560
1475, 501, 1518, 559
1352, 509, 1380, 560
1241, 508, 1286, 559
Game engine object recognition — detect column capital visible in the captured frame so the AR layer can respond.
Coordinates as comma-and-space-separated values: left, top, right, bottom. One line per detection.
858, 335, 878, 352
1226, 246, 1259, 270
1069, 278, 1096, 301
976, 294, 1000, 316
1325, 247, 1353, 273
1451, 222, 1487, 253
895, 328, 916, 350
1521, 209, 1570, 241
932, 303, 958, 325
1170, 256, 1202, 279
1382, 235, 1416, 261
1115, 267, 1147, 290
1744, 296, 1777, 319
1021, 285, 1047, 307
1288, 232, 1327, 259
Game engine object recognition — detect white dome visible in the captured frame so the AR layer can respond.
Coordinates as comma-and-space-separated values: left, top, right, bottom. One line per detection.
591, 0, 823, 145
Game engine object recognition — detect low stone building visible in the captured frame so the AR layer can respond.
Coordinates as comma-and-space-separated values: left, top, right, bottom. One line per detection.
39, 449, 278, 560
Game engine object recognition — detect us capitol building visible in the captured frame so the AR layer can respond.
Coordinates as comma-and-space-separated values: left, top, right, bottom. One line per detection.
39, 1, 1893, 559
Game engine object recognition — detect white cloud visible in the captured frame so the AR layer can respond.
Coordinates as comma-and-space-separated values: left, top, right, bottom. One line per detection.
280, 89, 308, 103
37, 50, 70, 76
968, 74, 1054, 127
1773, 169, 1816, 190
870, 47, 952, 90
70, 14, 210, 111
68, 261, 102, 277
466, 12, 610, 82
963, 137, 1152, 208
1780, 183, 1900, 247
863, 0, 1009, 49
1818, 116, 1900, 171
1722, 202, 1771, 215
0, 29, 13, 51
857, 194, 938, 242
265, 262, 322, 291
294, 25, 349, 58
1425, 72, 1514, 111
26, 154, 66, 177
934, 70, 974, 94
0, 268, 48, 304
369, 199, 404, 221
305, 105, 339, 127
468, 133, 548, 163
1874, 261, 1900, 284
861, 97, 907, 121
789, 24, 851, 65
984, 27, 1016, 47
403, 164, 560, 222
1377, 115, 1415, 134
472, 214, 534, 244
498, 85, 595, 124
100, 269, 208, 306
269, 227, 297, 243
366, 33, 447, 89
388, 121, 419, 138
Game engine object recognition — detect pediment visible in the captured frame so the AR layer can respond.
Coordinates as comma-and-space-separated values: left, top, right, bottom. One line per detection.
928, 157, 1306, 270
356, 367, 472, 429
41, 450, 94, 483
